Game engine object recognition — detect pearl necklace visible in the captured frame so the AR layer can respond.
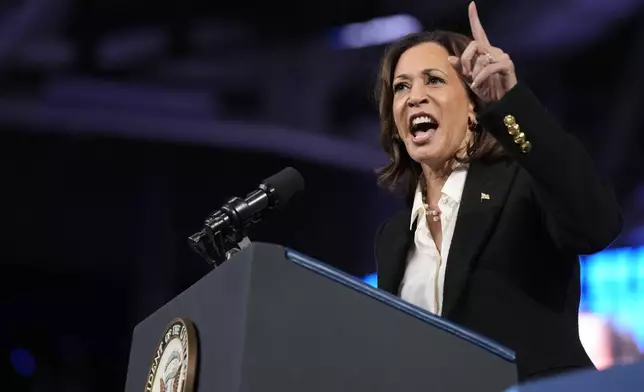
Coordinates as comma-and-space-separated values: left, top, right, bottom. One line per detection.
420, 181, 441, 222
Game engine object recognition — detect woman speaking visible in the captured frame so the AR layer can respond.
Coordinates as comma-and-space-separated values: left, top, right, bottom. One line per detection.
373, 1, 622, 382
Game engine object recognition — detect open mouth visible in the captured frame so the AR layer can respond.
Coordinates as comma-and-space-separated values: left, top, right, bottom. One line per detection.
409, 113, 439, 143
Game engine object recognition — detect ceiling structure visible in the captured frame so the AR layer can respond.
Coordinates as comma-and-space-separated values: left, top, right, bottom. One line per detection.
1, 0, 643, 245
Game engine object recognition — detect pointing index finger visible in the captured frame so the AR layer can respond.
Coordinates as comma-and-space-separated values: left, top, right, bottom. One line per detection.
468, 2, 491, 48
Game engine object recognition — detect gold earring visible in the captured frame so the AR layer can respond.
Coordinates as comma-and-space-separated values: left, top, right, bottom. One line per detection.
467, 117, 479, 131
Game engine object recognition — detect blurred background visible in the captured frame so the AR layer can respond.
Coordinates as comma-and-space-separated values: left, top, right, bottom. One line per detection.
2, 0, 643, 390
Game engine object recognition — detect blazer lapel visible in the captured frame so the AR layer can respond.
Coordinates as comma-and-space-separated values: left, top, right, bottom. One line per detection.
442, 158, 518, 317
375, 209, 413, 295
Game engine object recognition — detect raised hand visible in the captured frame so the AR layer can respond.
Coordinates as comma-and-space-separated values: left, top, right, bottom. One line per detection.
448, 2, 518, 103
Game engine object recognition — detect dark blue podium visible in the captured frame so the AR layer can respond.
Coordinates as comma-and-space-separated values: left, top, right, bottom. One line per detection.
506, 360, 644, 392
124, 242, 518, 391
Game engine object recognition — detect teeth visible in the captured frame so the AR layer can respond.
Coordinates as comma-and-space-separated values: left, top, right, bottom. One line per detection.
412, 116, 435, 125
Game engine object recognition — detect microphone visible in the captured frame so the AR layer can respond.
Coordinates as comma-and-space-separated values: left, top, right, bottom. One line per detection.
189, 167, 305, 266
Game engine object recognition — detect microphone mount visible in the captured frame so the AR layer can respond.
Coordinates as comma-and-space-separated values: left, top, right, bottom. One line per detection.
188, 193, 263, 266
188, 168, 304, 267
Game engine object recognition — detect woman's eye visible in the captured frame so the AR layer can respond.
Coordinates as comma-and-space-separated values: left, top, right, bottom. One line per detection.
393, 83, 408, 92
427, 76, 445, 85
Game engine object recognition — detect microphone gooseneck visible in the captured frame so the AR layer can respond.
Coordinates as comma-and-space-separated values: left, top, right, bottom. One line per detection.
189, 167, 305, 266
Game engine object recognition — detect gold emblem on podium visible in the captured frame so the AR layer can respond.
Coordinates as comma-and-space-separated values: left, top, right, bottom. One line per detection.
144, 318, 197, 392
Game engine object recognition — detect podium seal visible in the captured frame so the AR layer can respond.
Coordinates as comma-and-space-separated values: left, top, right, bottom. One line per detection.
144, 318, 197, 392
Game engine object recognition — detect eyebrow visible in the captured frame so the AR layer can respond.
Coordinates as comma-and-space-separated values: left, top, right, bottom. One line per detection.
394, 68, 448, 80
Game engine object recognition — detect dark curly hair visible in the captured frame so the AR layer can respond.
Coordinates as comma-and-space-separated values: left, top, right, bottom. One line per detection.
375, 30, 505, 205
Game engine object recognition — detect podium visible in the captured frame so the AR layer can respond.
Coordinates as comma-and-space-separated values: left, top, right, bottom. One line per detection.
505, 360, 644, 392
124, 243, 518, 392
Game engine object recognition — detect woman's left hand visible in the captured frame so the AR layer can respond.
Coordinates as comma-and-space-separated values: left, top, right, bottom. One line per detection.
449, 2, 518, 103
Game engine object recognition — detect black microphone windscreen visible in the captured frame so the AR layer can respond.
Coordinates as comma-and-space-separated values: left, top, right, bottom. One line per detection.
262, 167, 305, 206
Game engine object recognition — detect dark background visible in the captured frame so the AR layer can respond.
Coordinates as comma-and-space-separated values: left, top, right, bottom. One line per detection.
2, 0, 643, 390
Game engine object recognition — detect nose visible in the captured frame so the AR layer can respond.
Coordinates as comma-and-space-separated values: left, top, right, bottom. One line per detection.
407, 84, 429, 107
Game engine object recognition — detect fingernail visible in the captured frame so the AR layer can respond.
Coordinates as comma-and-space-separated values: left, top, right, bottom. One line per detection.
471, 82, 476, 88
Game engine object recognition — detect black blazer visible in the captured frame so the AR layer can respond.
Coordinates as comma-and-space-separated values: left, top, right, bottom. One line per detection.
374, 83, 623, 382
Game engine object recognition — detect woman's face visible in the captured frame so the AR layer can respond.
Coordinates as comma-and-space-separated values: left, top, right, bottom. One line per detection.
392, 42, 475, 167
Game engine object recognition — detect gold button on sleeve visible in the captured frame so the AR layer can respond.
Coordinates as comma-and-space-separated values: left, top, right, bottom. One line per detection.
507, 123, 520, 136
520, 141, 532, 154
503, 114, 531, 154
513, 132, 526, 144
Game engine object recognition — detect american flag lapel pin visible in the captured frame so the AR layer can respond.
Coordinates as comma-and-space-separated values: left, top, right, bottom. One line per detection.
480, 192, 490, 202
